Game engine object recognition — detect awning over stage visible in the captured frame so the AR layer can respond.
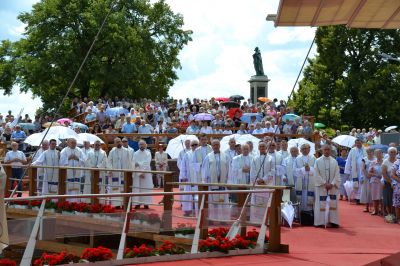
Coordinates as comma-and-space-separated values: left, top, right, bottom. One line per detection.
273, 0, 400, 29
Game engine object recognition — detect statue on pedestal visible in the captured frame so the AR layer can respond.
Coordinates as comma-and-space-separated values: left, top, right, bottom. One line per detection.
253, 47, 264, 76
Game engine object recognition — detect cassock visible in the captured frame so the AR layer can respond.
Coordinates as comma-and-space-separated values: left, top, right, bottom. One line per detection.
155, 151, 168, 187
192, 145, 212, 183
85, 149, 107, 204
108, 147, 132, 206
202, 152, 230, 221
224, 148, 237, 181
282, 155, 298, 202
133, 149, 153, 205
268, 152, 284, 186
177, 148, 191, 204
344, 147, 367, 200
295, 155, 316, 211
314, 156, 341, 226
59, 147, 86, 202
230, 154, 252, 185
279, 150, 289, 160
179, 150, 198, 215
249, 154, 273, 224
32, 149, 59, 195
32, 148, 47, 195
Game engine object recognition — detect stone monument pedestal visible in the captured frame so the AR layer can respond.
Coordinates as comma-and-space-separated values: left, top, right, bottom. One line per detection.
249, 75, 270, 104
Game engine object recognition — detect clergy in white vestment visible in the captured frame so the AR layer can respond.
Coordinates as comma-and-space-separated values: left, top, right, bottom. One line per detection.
177, 139, 191, 205
344, 139, 367, 201
314, 145, 341, 227
85, 140, 107, 204
192, 134, 212, 184
81, 140, 93, 195
133, 140, 153, 209
278, 140, 289, 160
267, 142, 285, 186
32, 140, 49, 195
249, 142, 273, 224
179, 140, 199, 216
122, 138, 135, 162
155, 144, 168, 188
107, 137, 132, 207
32, 139, 59, 195
282, 146, 299, 202
230, 144, 252, 185
202, 139, 230, 222
59, 138, 86, 202
294, 143, 316, 211
224, 137, 237, 186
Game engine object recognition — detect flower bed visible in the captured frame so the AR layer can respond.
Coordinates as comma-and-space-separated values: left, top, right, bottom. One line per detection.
33, 247, 111, 265
0, 259, 17, 266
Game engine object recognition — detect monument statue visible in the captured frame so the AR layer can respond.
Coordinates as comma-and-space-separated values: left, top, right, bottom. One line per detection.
252, 47, 264, 76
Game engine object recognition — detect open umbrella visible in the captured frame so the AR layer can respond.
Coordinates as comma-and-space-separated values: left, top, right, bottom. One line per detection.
105, 107, 129, 118
71, 122, 89, 132
258, 97, 271, 103
193, 113, 214, 121
215, 97, 230, 102
57, 118, 73, 125
385, 125, 397, 132
42, 126, 79, 140
314, 122, 326, 128
332, 135, 357, 148
24, 133, 61, 146
240, 113, 262, 124
77, 133, 104, 145
229, 95, 244, 101
42, 122, 61, 128
221, 101, 240, 109
288, 138, 316, 156
220, 134, 260, 152
19, 123, 36, 131
369, 144, 389, 153
282, 114, 301, 122
166, 135, 199, 159
227, 108, 243, 119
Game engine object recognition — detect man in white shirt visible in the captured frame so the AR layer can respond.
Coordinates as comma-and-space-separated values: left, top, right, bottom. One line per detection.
133, 140, 153, 209
5, 142, 27, 197
263, 121, 275, 134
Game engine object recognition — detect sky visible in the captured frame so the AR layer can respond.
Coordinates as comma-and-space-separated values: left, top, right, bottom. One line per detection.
0, 0, 315, 117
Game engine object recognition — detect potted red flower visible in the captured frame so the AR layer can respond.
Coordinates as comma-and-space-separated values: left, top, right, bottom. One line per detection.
0, 259, 17, 266
33, 251, 79, 266
124, 244, 156, 258
80, 246, 113, 262
158, 240, 185, 255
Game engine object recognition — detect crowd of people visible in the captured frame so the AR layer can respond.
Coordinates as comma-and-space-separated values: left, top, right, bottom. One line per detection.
1, 96, 399, 227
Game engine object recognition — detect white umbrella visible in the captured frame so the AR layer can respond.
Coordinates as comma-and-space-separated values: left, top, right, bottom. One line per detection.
385, 125, 397, 132
287, 138, 316, 156
332, 135, 357, 148
220, 134, 260, 152
24, 133, 61, 146
166, 135, 199, 159
78, 133, 104, 145
42, 126, 79, 140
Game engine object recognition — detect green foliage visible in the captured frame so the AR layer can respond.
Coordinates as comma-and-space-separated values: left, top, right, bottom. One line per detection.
291, 26, 400, 129
0, 0, 192, 113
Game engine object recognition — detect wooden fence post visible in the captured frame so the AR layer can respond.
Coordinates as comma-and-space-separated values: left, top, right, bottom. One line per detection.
123, 171, 133, 210
4, 165, 12, 196
199, 184, 208, 239
237, 186, 248, 237
91, 170, 100, 205
28, 167, 37, 196
58, 168, 67, 204
162, 172, 173, 231
268, 189, 286, 253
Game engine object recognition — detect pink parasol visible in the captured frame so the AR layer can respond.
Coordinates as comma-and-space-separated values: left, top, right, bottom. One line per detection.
57, 118, 73, 125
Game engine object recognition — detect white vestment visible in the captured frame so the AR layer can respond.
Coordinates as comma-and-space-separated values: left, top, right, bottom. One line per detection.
344, 147, 366, 200
282, 156, 298, 202
202, 152, 230, 221
230, 154, 252, 185
133, 149, 153, 205
179, 150, 198, 214
249, 154, 273, 224
155, 151, 168, 187
108, 147, 132, 206
294, 155, 316, 210
177, 148, 191, 202
32, 148, 47, 195
268, 152, 284, 186
32, 149, 59, 195
59, 147, 86, 202
192, 145, 212, 183
85, 149, 107, 204
314, 156, 341, 226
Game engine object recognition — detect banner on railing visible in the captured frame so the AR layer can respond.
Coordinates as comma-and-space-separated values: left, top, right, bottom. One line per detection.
0, 166, 9, 254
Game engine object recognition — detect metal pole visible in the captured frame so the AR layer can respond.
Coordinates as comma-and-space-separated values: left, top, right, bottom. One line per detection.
117, 197, 132, 259
191, 194, 205, 254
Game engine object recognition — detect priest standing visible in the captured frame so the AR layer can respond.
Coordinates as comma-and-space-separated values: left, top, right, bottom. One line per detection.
133, 140, 153, 209
344, 139, 366, 202
59, 138, 86, 202
193, 134, 212, 184
295, 143, 316, 211
314, 144, 340, 227
32, 140, 49, 195
85, 140, 108, 203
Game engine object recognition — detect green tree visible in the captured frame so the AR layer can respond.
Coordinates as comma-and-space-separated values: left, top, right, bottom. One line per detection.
291, 26, 400, 129
0, 0, 192, 113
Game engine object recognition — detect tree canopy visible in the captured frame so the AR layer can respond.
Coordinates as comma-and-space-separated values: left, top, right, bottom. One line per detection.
0, 0, 192, 113
290, 26, 400, 129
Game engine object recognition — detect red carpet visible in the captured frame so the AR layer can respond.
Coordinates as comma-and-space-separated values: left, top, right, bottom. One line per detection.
132, 198, 400, 266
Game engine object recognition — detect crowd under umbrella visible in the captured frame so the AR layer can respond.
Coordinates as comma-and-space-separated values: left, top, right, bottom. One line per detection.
227, 108, 243, 119
166, 135, 199, 159
71, 122, 89, 132
193, 113, 214, 121
332, 135, 357, 148
240, 113, 262, 124
220, 134, 260, 152
282, 113, 301, 122
57, 118, 73, 125
287, 138, 316, 155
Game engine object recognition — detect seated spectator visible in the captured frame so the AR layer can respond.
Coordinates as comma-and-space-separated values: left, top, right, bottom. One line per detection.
121, 116, 137, 133
85, 108, 96, 123
223, 124, 233, 135
253, 122, 264, 134
237, 123, 247, 134
186, 120, 199, 134
11, 125, 26, 151
200, 121, 213, 134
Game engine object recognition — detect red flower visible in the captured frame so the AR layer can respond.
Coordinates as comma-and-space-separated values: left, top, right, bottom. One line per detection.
33, 251, 78, 266
81, 246, 113, 262
0, 259, 17, 266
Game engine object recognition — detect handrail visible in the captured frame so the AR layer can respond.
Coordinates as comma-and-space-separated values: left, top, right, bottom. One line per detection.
1, 164, 172, 175
168, 182, 291, 190
4, 189, 273, 202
